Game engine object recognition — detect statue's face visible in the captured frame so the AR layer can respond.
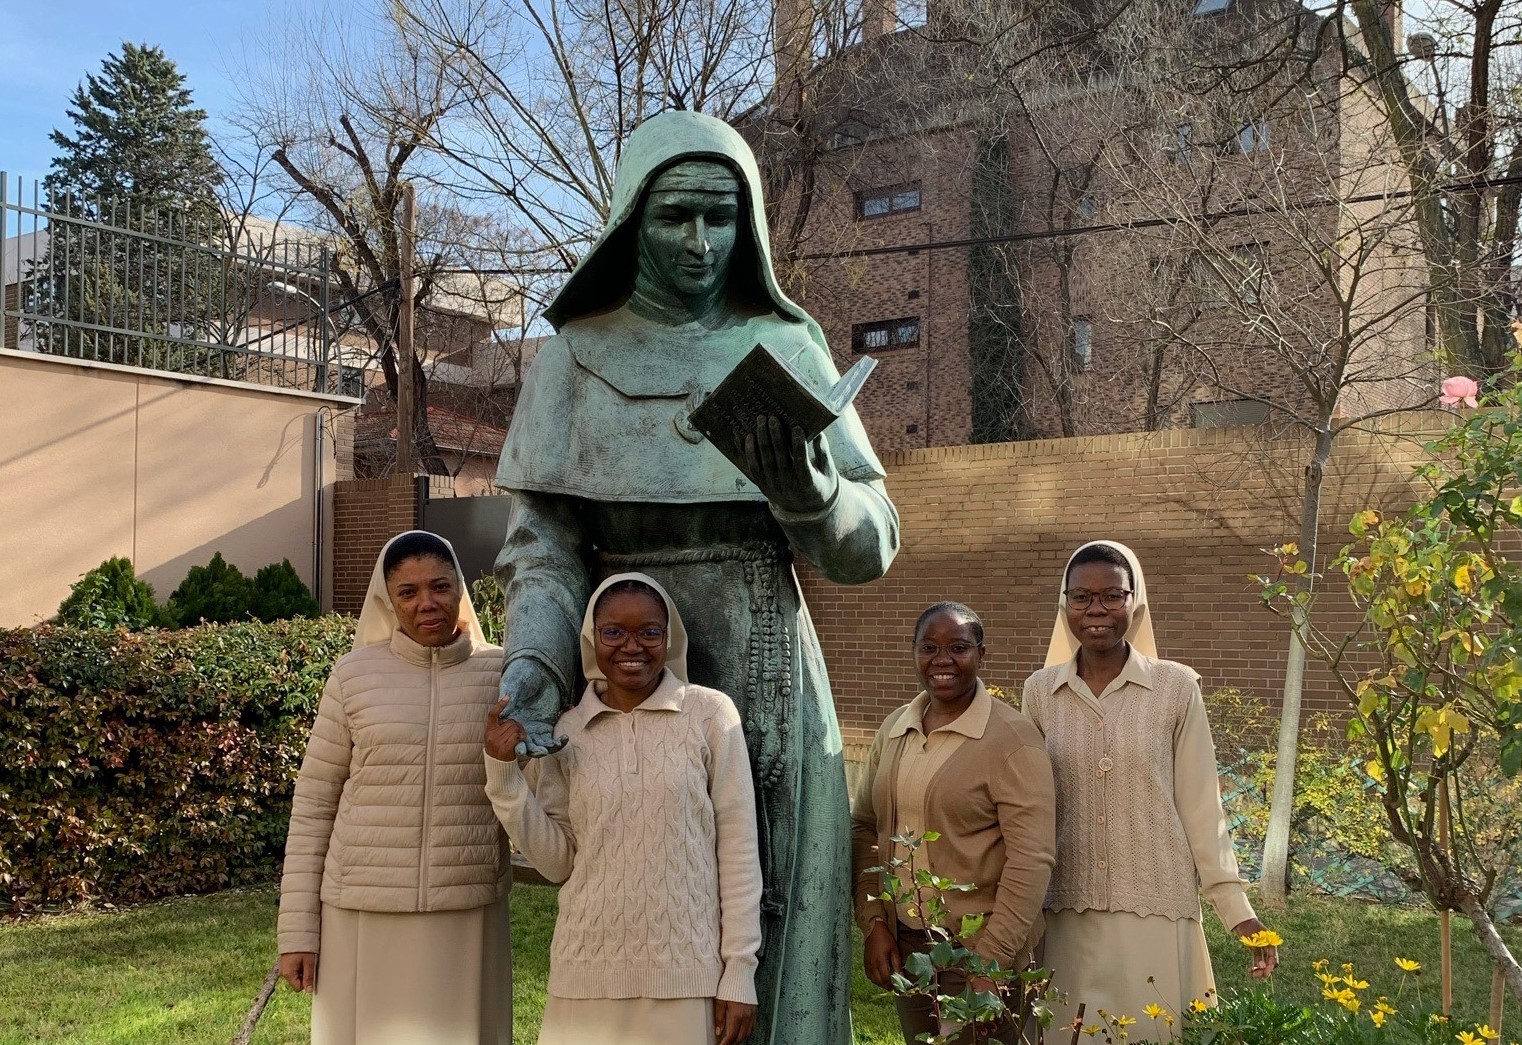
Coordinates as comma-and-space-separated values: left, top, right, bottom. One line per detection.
637, 173, 740, 299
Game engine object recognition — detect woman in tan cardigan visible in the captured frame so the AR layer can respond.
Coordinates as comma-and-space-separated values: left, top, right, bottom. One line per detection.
277, 531, 510, 1045
485, 573, 762, 1045
851, 601, 1056, 1045
1021, 541, 1277, 1039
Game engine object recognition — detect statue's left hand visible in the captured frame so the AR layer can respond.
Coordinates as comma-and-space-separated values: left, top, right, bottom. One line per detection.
741, 415, 839, 515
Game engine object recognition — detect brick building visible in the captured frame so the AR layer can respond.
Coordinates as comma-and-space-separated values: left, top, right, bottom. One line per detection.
750, 0, 1433, 453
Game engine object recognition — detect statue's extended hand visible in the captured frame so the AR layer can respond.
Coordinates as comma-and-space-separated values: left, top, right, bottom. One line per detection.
498, 659, 567, 758
742, 415, 839, 515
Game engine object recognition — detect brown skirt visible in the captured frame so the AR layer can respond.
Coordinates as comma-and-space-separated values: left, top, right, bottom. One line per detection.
311, 901, 511, 1045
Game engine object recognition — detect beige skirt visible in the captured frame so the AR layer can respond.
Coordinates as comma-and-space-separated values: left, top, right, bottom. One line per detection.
536, 996, 714, 1045
1042, 908, 1216, 1043
312, 900, 512, 1045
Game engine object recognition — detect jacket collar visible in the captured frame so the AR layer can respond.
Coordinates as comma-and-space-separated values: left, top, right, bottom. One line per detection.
888, 679, 993, 740
389, 628, 475, 668
570, 668, 686, 725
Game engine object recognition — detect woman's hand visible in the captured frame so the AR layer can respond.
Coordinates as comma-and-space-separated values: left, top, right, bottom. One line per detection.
279, 951, 318, 993
714, 999, 757, 1045
862, 920, 903, 990
740, 416, 839, 515
1231, 917, 1279, 979
485, 698, 529, 761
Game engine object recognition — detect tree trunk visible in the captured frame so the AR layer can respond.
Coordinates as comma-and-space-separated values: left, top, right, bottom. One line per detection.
1456, 891, 1522, 1004
1260, 425, 1335, 905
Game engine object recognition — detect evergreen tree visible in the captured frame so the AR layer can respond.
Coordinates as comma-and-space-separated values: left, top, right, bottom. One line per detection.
33, 43, 225, 372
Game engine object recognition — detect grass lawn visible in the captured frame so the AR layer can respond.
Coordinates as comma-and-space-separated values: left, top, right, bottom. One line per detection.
0, 884, 1515, 1044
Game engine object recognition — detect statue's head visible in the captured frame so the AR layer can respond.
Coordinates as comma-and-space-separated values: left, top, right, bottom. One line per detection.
543, 111, 812, 331
636, 160, 742, 302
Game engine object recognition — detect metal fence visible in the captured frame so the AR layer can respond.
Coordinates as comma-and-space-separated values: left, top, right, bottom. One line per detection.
1, 171, 347, 395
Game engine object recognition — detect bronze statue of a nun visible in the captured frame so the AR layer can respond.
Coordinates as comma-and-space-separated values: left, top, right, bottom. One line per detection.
494, 110, 899, 1044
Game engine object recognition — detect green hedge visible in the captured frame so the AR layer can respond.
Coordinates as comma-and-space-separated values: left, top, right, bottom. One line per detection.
0, 617, 354, 913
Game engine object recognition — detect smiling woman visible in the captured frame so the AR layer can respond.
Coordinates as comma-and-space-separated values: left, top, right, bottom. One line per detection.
849, 601, 1056, 1045
276, 530, 510, 1045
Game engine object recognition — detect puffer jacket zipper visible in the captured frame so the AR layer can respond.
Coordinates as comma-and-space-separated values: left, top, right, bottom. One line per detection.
419, 646, 440, 910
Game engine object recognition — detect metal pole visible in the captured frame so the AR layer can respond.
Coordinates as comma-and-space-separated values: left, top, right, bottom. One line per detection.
1, 171, 9, 352
395, 183, 417, 477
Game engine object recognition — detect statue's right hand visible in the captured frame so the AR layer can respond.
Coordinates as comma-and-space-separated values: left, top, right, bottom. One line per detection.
279, 951, 317, 993
499, 659, 568, 758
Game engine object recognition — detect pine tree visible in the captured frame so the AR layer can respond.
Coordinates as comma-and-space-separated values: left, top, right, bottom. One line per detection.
33, 43, 225, 371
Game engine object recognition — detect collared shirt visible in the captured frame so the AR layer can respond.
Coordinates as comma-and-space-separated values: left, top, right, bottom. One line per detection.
575, 678, 687, 775
888, 684, 993, 925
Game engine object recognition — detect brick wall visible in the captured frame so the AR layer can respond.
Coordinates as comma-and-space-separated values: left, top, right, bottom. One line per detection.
800, 416, 1444, 745
331, 476, 424, 614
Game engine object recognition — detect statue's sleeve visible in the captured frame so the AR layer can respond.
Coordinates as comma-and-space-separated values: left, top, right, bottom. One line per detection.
494, 490, 591, 710
770, 476, 899, 585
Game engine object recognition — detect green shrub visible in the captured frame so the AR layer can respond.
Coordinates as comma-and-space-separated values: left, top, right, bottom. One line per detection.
0, 616, 354, 913
165, 552, 256, 626
471, 574, 505, 646
55, 557, 161, 630
251, 559, 321, 622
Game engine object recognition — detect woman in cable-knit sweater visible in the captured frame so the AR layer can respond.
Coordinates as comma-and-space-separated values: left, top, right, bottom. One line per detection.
484, 573, 762, 1045
1021, 541, 1277, 1038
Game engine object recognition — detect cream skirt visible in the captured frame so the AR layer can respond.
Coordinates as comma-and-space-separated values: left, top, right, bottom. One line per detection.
311, 901, 511, 1045
536, 996, 714, 1045
1042, 908, 1216, 1043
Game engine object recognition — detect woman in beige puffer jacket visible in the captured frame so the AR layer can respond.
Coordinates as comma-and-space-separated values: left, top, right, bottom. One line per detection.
277, 530, 510, 1045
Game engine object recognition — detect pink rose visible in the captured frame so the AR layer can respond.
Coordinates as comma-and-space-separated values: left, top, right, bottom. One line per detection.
1439, 376, 1478, 408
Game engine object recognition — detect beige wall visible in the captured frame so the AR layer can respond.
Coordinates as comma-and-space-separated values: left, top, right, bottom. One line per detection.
1, 350, 351, 626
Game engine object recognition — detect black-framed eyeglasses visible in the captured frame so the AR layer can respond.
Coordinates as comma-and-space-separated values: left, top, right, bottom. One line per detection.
915, 642, 980, 658
1063, 588, 1134, 610
596, 625, 667, 647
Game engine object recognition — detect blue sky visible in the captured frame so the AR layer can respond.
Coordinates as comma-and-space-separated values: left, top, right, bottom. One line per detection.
0, 0, 297, 188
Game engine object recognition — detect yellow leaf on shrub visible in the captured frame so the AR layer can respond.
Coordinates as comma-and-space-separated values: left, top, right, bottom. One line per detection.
1366, 760, 1385, 782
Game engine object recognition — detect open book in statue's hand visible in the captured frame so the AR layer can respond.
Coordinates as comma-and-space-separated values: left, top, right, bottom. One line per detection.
689, 343, 877, 470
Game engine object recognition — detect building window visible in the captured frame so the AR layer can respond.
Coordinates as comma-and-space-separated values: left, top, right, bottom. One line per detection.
906, 423, 920, 434
1192, 399, 1271, 428
1192, 244, 1266, 307
853, 317, 921, 353
1069, 316, 1093, 370
1171, 123, 1194, 165
1192, 0, 1231, 13
856, 182, 922, 220
1228, 117, 1270, 154
1077, 192, 1098, 221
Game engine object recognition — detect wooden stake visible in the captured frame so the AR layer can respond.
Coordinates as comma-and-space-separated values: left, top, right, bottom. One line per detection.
395, 182, 417, 477
1491, 966, 1505, 1034
1440, 776, 1453, 1016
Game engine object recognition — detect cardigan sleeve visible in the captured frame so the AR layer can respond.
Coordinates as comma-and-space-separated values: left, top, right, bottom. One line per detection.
1173, 679, 1256, 931
705, 694, 763, 1006
484, 750, 577, 884
277, 672, 353, 955
849, 718, 892, 933
969, 741, 1056, 969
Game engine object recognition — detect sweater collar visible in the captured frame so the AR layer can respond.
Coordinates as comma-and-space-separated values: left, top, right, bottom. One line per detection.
572, 668, 686, 724
889, 679, 993, 740
1058, 646, 1157, 701
388, 628, 475, 668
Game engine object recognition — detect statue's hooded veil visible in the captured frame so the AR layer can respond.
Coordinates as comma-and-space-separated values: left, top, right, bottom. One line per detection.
544, 110, 812, 332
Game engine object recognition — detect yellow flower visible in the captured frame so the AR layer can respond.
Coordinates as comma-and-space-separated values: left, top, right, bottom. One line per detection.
1372, 1011, 1387, 1028
1143, 1004, 1165, 1020
1340, 996, 1361, 1013
1238, 929, 1285, 948
1110, 1015, 1137, 1029
1343, 963, 1356, 975
1376, 998, 1397, 1015
1313, 958, 1330, 972
1458, 1032, 1481, 1045
1081, 1025, 1102, 1037
1190, 998, 1209, 1013
1395, 957, 1422, 972
1317, 972, 1340, 986
1478, 1027, 1500, 1041
1344, 976, 1371, 990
